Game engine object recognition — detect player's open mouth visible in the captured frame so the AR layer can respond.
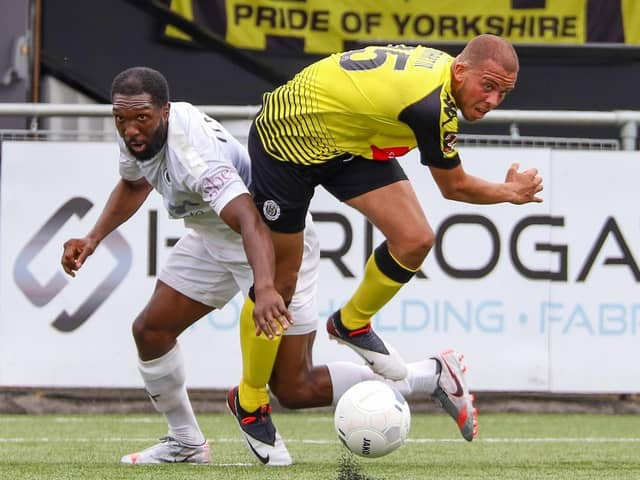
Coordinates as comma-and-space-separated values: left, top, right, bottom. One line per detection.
128, 142, 146, 152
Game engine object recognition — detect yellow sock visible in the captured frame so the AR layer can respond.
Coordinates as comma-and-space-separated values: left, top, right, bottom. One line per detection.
341, 241, 417, 330
238, 295, 283, 412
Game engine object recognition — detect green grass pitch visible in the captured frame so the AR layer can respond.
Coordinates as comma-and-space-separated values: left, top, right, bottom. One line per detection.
1, 412, 639, 479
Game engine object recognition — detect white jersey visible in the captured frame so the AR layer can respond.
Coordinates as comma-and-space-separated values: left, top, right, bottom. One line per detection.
117, 102, 319, 331
118, 102, 250, 251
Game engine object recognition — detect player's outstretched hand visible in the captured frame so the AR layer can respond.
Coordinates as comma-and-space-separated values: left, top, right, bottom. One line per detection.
61, 237, 97, 277
252, 287, 293, 339
504, 162, 544, 204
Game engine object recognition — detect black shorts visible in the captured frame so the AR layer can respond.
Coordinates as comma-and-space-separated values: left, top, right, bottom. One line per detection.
249, 123, 409, 233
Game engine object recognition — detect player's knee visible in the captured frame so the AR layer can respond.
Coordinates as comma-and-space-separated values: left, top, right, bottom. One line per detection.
416, 229, 435, 256
400, 228, 435, 261
131, 315, 148, 344
131, 313, 171, 348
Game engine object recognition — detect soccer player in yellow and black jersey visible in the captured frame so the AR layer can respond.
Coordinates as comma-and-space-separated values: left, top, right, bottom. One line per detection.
231, 34, 543, 458
255, 43, 460, 168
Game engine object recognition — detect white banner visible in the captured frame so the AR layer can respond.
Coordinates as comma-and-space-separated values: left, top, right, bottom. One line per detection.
1, 141, 639, 392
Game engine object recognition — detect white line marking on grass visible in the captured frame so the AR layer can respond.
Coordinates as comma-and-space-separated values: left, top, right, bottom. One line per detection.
480, 438, 640, 443
408, 438, 640, 444
52, 417, 108, 423
2, 437, 640, 444
0, 438, 158, 443
1, 416, 226, 424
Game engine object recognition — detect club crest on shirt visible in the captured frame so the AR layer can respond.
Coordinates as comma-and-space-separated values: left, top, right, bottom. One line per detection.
443, 132, 458, 154
263, 200, 281, 221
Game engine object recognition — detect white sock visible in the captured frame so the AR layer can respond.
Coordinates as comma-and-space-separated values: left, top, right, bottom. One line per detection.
138, 343, 205, 446
326, 362, 376, 405
327, 358, 440, 405
402, 358, 439, 395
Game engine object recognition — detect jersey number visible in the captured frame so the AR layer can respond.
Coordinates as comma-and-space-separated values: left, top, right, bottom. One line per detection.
339, 46, 411, 71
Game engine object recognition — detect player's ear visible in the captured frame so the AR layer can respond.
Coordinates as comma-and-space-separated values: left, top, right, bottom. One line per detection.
162, 102, 170, 120
451, 59, 468, 83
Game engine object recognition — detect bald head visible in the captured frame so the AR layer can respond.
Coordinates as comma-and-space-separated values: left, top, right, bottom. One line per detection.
457, 34, 519, 73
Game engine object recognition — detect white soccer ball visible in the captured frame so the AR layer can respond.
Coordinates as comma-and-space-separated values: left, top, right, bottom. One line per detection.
334, 380, 411, 458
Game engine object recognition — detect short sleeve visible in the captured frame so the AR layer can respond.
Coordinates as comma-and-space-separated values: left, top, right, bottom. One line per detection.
195, 165, 250, 216
169, 104, 251, 215
399, 86, 461, 169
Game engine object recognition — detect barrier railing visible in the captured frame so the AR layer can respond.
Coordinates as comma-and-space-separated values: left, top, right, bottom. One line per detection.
0, 103, 638, 150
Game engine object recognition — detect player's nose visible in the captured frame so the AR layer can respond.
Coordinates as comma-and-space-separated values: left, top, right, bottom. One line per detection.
122, 121, 140, 138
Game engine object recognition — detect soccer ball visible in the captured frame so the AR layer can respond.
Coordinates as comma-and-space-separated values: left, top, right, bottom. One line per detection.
334, 380, 411, 458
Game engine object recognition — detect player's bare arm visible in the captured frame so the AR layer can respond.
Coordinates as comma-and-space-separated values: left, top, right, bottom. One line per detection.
219, 192, 292, 339
428, 161, 543, 205
61, 177, 153, 276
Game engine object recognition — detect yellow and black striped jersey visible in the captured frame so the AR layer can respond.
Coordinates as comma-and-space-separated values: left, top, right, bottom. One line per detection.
255, 44, 460, 169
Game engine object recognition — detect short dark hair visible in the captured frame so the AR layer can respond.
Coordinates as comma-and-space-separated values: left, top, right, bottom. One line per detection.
458, 34, 519, 73
110, 66, 170, 106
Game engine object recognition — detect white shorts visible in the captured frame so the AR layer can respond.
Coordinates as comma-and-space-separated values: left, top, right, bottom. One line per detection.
159, 220, 320, 335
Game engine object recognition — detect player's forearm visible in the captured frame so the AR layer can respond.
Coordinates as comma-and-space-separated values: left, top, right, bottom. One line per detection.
219, 193, 279, 292
241, 222, 277, 293
440, 174, 517, 204
87, 179, 151, 244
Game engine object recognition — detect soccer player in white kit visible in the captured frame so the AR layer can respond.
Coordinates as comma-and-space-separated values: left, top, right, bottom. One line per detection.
61, 67, 472, 466
61, 66, 298, 465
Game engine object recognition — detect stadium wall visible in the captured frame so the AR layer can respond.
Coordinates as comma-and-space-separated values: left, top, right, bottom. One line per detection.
1, 140, 638, 394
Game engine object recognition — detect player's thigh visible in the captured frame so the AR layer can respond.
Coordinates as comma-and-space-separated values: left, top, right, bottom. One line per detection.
157, 230, 242, 316
323, 156, 431, 241
139, 280, 214, 337
347, 179, 432, 243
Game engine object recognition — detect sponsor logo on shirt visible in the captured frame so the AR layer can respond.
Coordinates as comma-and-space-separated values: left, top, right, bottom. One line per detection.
202, 167, 233, 200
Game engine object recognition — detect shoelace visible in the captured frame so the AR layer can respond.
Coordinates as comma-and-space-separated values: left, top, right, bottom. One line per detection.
241, 404, 273, 425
